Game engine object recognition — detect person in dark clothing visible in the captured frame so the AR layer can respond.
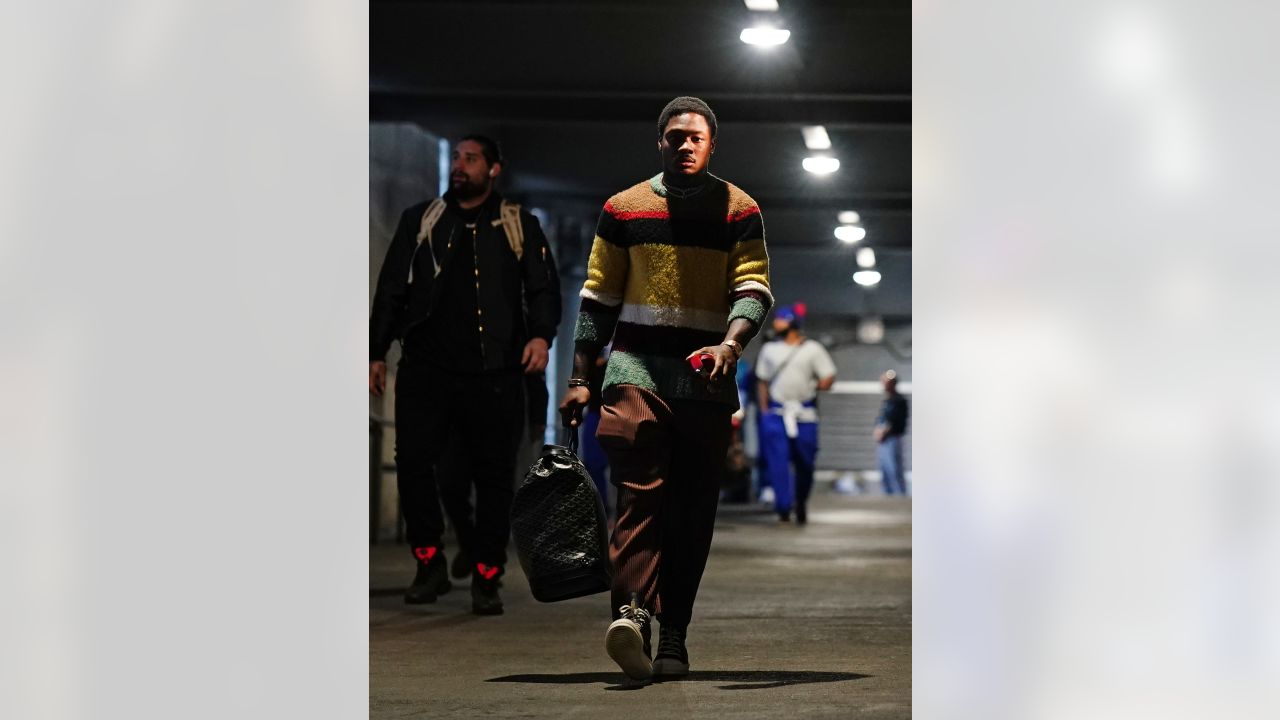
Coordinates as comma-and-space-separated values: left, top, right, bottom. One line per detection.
369, 135, 561, 615
874, 370, 910, 495
578, 346, 612, 513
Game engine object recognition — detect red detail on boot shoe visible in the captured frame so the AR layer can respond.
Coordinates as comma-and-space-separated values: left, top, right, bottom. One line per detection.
476, 563, 501, 581
413, 547, 439, 563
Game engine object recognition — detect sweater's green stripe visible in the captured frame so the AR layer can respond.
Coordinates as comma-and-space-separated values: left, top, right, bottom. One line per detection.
574, 310, 618, 344
604, 350, 739, 407
728, 296, 768, 329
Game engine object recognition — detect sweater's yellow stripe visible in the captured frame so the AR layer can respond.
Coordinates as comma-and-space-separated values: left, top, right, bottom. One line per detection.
622, 244, 732, 312
583, 235, 628, 306
728, 237, 769, 293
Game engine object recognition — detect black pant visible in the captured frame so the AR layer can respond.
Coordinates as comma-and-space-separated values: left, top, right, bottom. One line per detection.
597, 385, 733, 628
394, 364, 524, 566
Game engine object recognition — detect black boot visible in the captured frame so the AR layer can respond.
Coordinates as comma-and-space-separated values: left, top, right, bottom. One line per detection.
796, 503, 807, 525
471, 563, 504, 615
652, 624, 689, 677
404, 547, 452, 605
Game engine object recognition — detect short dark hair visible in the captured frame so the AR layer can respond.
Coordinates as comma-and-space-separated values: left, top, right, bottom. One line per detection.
657, 96, 717, 139
457, 134, 503, 167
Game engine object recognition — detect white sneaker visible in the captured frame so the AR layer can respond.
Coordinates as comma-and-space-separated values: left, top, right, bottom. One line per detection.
758, 486, 776, 506
605, 600, 653, 681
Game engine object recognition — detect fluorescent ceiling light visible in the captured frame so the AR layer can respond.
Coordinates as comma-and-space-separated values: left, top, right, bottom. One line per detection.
835, 225, 866, 243
857, 316, 885, 344
856, 247, 876, 268
743, 0, 780, 10
853, 270, 882, 287
740, 27, 790, 46
802, 156, 839, 174
838, 210, 860, 225
801, 126, 831, 150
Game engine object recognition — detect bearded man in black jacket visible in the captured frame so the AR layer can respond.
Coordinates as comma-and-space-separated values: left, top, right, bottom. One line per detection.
370, 135, 561, 615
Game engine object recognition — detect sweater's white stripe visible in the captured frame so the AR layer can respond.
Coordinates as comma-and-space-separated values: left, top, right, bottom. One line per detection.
580, 286, 623, 307
617, 304, 726, 332
732, 280, 774, 305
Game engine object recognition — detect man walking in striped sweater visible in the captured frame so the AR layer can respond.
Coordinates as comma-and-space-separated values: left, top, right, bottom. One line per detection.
559, 97, 772, 682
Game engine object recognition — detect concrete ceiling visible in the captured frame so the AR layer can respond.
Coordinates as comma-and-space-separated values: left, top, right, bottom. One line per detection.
371, 0, 911, 252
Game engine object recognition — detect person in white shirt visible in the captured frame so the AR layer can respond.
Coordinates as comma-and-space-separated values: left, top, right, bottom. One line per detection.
754, 303, 836, 524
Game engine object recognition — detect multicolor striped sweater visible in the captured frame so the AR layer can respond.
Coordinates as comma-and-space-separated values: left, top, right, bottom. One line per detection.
574, 173, 772, 406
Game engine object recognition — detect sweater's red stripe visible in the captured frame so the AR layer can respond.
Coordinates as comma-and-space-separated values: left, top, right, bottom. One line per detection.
605, 200, 762, 223
727, 205, 762, 223
605, 205, 671, 221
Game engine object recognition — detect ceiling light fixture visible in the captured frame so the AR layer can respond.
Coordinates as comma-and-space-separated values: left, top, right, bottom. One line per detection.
856, 247, 876, 268
743, 0, 780, 10
838, 210, 860, 225
835, 225, 866, 243
740, 27, 791, 46
802, 156, 839, 174
857, 316, 885, 344
853, 270, 882, 287
801, 126, 831, 150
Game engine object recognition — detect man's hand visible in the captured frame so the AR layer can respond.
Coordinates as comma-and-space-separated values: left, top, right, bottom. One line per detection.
873, 426, 887, 443
522, 337, 550, 374
685, 343, 738, 381
369, 361, 387, 398
558, 386, 591, 428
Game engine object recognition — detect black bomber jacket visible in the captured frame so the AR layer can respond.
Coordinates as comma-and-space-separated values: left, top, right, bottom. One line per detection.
369, 190, 561, 370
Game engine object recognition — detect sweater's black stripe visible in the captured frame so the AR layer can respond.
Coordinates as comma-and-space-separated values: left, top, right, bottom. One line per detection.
579, 297, 621, 315
608, 217, 736, 251
610, 321, 724, 359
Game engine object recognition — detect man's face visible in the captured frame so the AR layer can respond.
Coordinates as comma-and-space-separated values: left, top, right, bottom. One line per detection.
450, 140, 496, 199
658, 113, 715, 177
772, 317, 792, 334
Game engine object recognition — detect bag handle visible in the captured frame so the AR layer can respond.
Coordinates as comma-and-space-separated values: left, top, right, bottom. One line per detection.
563, 426, 579, 455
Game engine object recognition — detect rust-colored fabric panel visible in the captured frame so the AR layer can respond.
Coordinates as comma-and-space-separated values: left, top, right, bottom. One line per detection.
598, 385, 670, 616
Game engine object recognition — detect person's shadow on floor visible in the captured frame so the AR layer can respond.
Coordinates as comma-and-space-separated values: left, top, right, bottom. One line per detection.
487, 670, 869, 691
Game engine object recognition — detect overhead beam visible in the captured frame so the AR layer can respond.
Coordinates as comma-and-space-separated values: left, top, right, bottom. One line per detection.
370, 89, 910, 129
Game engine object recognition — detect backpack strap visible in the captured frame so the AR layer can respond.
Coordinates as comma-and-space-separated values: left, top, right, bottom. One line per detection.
491, 199, 525, 260
409, 198, 448, 284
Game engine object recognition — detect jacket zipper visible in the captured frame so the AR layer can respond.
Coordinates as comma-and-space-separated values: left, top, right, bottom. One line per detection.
471, 223, 486, 368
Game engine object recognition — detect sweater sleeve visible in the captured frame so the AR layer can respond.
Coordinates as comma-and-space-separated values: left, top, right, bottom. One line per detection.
725, 202, 772, 333
573, 202, 629, 344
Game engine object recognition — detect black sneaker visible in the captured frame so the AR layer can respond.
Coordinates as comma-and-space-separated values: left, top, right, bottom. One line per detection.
796, 503, 807, 525
471, 564, 504, 615
652, 624, 689, 677
606, 595, 653, 681
451, 548, 472, 579
404, 547, 451, 604
778, 510, 792, 523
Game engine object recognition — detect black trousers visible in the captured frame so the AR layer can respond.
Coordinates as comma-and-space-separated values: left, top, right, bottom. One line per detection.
597, 385, 733, 628
394, 363, 524, 566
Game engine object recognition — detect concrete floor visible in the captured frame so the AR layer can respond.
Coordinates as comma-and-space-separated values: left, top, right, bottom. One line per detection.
370, 493, 911, 719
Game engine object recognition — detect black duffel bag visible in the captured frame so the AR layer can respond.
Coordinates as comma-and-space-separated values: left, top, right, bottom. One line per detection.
510, 429, 612, 602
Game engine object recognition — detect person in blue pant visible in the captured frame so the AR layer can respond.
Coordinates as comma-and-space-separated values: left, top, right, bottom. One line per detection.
754, 303, 836, 524
579, 345, 612, 516
874, 370, 910, 495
